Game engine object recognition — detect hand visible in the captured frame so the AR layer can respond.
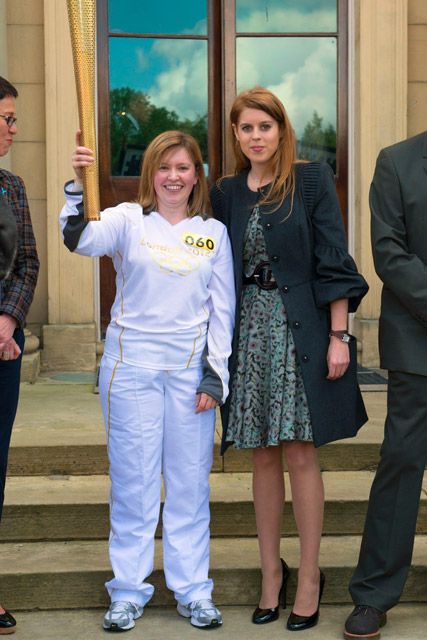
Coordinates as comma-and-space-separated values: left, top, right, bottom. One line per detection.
72, 130, 95, 182
0, 337, 21, 361
0, 313, 17, 349
326, 338, 350, 380
195, 392, 218, 414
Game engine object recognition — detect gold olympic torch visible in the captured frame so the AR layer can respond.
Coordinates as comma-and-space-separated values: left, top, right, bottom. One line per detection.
67, 0, 100, 221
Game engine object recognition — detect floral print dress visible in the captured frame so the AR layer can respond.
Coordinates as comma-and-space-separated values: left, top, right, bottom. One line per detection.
227, 206, 313, 448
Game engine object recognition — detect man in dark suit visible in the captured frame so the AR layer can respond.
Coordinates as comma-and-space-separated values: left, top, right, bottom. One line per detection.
344, 131, 427, 639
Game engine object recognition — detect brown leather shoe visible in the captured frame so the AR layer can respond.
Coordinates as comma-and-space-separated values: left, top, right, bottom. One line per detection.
344, 605, 387, 639
0, 609, 16, 635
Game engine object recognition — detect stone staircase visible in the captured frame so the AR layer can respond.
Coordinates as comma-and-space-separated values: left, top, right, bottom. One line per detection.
1, 377, 426, 613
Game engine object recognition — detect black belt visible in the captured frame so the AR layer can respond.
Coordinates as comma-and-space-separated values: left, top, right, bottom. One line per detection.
242, 261, 277, 290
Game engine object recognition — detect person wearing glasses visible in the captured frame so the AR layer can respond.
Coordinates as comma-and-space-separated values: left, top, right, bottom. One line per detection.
0, 76, 39, 635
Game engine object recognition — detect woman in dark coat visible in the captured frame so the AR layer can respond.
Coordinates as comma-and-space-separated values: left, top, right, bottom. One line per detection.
210, 87, 368, 631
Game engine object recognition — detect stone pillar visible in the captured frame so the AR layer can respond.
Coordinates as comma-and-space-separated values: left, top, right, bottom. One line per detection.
353, 0, 408, 367
21, 329, 40, 383
408, 0, 427, 136
42, 0, 97, 371
42, 323, 97, 372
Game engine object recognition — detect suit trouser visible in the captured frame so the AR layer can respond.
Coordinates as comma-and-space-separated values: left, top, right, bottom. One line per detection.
99, 355, 215, 607
0, 329, 24, 522
349, 370, 427, 611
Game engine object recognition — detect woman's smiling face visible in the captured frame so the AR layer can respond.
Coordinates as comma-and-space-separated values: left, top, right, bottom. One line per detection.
153, 146, 198, 214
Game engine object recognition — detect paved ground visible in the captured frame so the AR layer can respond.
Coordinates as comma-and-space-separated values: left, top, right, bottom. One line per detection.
11, 605, 427, 640
12, 376, 387, 449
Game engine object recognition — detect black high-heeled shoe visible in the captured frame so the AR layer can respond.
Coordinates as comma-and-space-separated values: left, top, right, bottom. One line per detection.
286, 570, 325, 631
0, 608, 17, 633
252, 558, 290, 625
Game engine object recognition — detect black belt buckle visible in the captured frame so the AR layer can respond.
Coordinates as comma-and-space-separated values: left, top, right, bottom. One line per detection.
253, 261, 277, 290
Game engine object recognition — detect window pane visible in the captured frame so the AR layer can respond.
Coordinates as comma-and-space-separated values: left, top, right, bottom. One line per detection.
236, 0, 337, 33
236, 37, 337, 171
108, 0, 207, 35
109, 38, 208, 176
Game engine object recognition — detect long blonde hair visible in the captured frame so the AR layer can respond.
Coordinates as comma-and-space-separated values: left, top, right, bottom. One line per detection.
137, 131, 208, 217
229, 86, 297, 211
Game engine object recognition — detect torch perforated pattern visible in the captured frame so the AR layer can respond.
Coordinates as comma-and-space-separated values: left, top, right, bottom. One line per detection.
67, 0, 100, 221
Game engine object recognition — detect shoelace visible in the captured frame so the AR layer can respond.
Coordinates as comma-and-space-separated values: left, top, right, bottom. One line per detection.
110, 602, 136, 615
191, 599, 217, 612
353, 606, 375, 617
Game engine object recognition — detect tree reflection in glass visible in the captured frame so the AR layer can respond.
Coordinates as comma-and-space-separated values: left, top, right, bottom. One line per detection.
109, 35, 208, 176
108, 0, 208, 176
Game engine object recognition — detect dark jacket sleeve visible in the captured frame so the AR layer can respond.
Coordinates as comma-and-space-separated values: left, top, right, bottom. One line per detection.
0, 174, 39, 326
309, 164, 368, 312
0, 194, 18, 279
62, 180, 88, 252
370, 148, 427, 328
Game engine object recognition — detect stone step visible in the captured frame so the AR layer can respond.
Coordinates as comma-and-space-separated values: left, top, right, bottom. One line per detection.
2, 472, 426, 541
11, 383, 387, 475
7, 439, 386, 476
10, 605, 427, 640
1, 536, 426, 611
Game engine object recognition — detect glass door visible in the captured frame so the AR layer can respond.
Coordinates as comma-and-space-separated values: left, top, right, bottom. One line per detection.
97, 1, 347, 331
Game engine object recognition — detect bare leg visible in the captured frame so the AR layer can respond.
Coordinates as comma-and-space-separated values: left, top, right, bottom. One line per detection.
284, 441, 324, 616
252, 445, 285, 608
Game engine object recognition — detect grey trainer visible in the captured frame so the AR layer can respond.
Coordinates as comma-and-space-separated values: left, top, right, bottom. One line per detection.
177, 598, 223, 628
103, 601, 144, 632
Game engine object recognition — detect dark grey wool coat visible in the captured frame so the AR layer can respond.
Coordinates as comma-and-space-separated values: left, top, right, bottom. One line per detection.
210, 162, 369, 453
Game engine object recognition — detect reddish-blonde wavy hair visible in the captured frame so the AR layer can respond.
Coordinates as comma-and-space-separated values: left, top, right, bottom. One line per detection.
229, 86, 297, 211
137, 130, 208, 217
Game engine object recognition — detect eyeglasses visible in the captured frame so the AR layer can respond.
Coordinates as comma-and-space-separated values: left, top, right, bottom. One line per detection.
0, 114, 17, 127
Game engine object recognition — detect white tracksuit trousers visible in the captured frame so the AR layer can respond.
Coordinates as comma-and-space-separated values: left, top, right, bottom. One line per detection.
99, 355, 215, 607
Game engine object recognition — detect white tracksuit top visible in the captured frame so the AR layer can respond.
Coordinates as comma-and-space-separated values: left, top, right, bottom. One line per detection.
60, 185, 235, 404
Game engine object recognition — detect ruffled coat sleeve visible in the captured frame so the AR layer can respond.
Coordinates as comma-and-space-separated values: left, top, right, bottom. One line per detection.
303, 163, 368, 312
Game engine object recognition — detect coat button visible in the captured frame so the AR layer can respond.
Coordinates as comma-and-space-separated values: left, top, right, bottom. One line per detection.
281, 285, 289, 293
293, 321, 301, 329
302, 355, 309, 363
271, 255, 279, 262
266, 222, 272, 230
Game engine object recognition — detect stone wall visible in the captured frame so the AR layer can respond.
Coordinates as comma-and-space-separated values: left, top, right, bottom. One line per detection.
408, 0, 427, 136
